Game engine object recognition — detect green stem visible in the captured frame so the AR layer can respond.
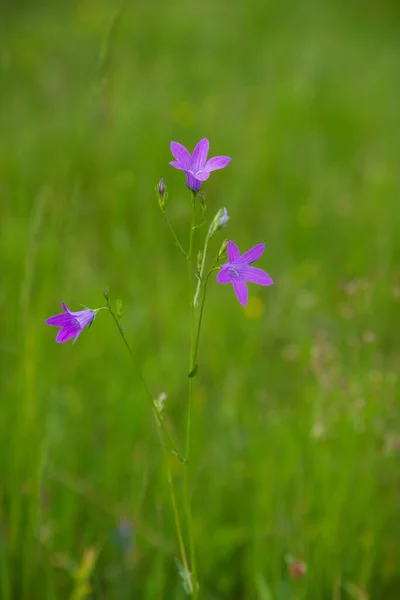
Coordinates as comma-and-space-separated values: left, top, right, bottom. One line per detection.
193, 231, 210, 308
183, 193, 198, 598
166, 454, 191, 590
162, 211, 188, 258
105, 301, 184, 462
193, 270, 212, 368
104, 295, 191, 587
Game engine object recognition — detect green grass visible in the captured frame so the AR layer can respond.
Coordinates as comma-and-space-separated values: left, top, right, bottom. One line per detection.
1, 1, 400, 598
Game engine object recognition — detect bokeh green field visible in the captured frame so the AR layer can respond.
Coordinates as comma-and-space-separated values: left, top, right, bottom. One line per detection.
2, 0, 400, 598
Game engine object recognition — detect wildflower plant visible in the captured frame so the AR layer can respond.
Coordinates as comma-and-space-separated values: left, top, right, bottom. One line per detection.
45, 136, 274, 598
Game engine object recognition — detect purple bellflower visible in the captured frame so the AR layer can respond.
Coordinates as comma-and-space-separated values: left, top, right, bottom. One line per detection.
169, 138, 231, 192
217, 241, 274, 306
45, 302, 96, 344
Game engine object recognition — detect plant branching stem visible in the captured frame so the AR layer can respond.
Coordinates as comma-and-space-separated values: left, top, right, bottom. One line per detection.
193, 231, 210, 308
162, 211, 188, 258
106, 305, 182, 460
105, 296, 192, 588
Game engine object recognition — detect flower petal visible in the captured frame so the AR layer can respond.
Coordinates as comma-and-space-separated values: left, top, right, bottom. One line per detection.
62, 302, 70, 313
170, 142, 191, 168
72, 330, 83, 345
56, 325, 80, 343
227, 241, 240, 262
193, 170, 210, 182
240, 266, 274, 286
185, 171, 202, 192
204, 155, 231, 172
169, 160, 187, 171
46, 313, 73, 327
237, 243, 265, 264
191, 138, 209, 172
216, 265, 231, 284
73, 310, 95, 329
232, 279, 249, 306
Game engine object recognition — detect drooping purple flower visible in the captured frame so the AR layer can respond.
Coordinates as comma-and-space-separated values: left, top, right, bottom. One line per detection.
216, 241, 274, 306
45, 302, 95, 344
169, 138, 231, 193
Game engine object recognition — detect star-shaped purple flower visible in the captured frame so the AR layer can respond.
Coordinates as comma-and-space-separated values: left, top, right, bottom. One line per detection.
169, 138, 231, 193
45, 302, 95, 344
216, 241, 274, 306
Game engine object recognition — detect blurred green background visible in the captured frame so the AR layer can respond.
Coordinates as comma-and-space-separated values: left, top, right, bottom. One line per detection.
1, 0, 400, 598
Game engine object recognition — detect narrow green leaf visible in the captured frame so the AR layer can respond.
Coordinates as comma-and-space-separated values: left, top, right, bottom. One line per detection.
174, 558, 192, 596
255, 572, 273, 600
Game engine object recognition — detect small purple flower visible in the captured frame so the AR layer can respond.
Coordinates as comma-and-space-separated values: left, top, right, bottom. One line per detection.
216, 241, 274, 306
169, 138, 231, 193
45, 302, 95, 344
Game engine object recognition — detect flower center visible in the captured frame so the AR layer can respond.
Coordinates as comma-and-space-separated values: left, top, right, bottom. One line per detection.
228, 266, 240, 279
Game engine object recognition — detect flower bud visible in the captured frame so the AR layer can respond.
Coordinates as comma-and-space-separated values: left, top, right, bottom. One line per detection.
199, 191, 207, 219
217, 239, 228, 260
197, 250, 203, 274
209, 207, 229, 237
156, 178, 168, 211
116, 299, 123, 319
158, 178, 165, 197
154, 391, 167, 415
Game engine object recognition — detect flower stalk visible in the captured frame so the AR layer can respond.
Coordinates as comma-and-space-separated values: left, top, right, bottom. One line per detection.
183, 192, 198, 598
103, 291, 183, 462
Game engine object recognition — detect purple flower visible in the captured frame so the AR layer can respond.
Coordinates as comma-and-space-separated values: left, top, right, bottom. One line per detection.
216, 241, 274, 306
169, 138, 231, 192
45, 302, 95, 344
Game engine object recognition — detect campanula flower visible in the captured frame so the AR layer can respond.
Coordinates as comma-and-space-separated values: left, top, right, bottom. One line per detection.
45, 302, 95, 344
169, 138, 231, 192
216, 241, 274, 306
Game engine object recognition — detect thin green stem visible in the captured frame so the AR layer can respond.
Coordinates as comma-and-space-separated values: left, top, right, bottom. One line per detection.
105, 300, 184, 462
193, 270, 212, 368
104, 294, 191, 587
193, 231, 210, 308
187, 199, 197, 373
183, 193, 198, 598
162, 211, 188, 258
166, 455, 192, 592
